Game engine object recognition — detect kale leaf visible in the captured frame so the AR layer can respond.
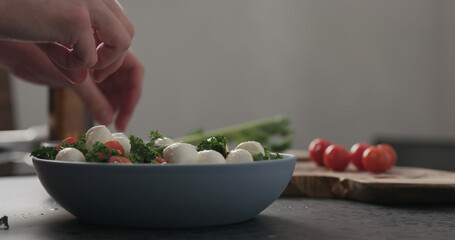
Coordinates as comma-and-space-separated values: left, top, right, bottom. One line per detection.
85, 142, 121, 163
149, 130, 164, 142
129, 135, 157, 163
197, 135, 228, 157
30, 147, 59, 160
253, 147, 283, 161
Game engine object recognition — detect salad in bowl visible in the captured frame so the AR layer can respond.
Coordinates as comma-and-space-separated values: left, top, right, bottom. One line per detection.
31, 125, 283, 165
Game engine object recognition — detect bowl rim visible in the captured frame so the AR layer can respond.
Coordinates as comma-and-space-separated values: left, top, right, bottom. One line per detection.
32, 153, 296, 168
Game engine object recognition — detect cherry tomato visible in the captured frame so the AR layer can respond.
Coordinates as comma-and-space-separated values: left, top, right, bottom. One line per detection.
349, 142, 369, 170
323, 144, 349, 171
104, 140, 125, 156
362, 146, 391, 173
309, 138, 332, 166
108, 156, 132, 164
155, 157, 167, 164
377, 143, 397, 167
56, 137, 77, 150
96, 152, 105, 159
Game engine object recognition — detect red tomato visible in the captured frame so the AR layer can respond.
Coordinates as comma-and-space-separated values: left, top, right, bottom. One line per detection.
309, 138, 332, 166
56, 137, 77, 150
155, 157, 167, 164
96, 152, 105, 159
362, 146, 392, 173
108, 156, 132, 164
377, 143, 397, 167
104, 140, 125, 156
323, 144, 350, 171
349, 142, 369, 170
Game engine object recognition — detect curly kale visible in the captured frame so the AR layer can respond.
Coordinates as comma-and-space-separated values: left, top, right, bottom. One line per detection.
85, 142, 121, 163
31, 146, 59, 160
128, 135, 157, 163
149, 130, 164, 142
59, 139, 87, 154
145, 130, 168, 157
252, 147, 283, 161
197, 135, 228, 157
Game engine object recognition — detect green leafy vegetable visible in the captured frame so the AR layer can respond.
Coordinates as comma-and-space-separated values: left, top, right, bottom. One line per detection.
149, 130, 164, 142
0, 215, 8, 229
30, 146, 58, 160
197, 135, 228, 157
85, 142, 121, 163
129, 135, 157, 163
60, 140, 87, 154
176, 115, 293, 152
146, 130, 167, 157
253, 147, 283, 161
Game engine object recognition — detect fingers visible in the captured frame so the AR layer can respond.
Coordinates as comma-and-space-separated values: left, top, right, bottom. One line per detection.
114, 52, 143, 131
37, 18, 98, 70
0, 41, 73, 87
91, 3, 133, 70
92, 52, 126, 83
37, 1, 133, 82
102, 0, 135, 37
72, 76, 114, 126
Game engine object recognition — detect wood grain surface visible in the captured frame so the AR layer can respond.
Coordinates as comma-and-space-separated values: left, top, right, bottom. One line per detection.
283, 161, 455, 204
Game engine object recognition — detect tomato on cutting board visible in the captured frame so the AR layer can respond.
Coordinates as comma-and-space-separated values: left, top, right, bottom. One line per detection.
323, 144, 350, 171
362, 146, 393, 173
377, 143, 397, 166
309, 138, 332, 166
349, 142, 370, 170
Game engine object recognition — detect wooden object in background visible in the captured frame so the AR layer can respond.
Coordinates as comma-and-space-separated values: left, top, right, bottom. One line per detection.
0, 69, 14, 130
48, 88, 91, 140
283, 161, 455, 204
284, 149, 309, 161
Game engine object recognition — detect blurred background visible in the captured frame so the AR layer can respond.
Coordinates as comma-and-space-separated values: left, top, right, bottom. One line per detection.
4, 0, 455, 172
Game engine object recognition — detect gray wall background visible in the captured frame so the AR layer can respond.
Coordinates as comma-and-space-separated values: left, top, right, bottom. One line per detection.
10, 0, 455, 149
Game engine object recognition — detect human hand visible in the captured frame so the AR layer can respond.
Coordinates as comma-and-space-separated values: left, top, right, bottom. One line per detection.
0, 0, 134, 84
74, 51, 143, 131
0, 41, 143, 131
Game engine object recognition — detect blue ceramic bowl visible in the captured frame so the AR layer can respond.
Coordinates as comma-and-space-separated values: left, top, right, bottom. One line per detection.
33, 154, 296, 228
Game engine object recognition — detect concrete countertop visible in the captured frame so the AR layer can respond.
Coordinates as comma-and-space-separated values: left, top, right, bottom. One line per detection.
1, 176, 455, 240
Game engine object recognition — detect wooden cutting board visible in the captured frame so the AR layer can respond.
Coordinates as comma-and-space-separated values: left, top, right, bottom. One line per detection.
283, 162, 455, 204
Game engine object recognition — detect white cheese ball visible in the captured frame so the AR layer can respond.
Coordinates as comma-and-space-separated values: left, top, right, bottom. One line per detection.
226, 149, 254, 163
197, 150, 226, 164
112, 132, 131, 157
234, 141, 265, 156
86, 125, 113, 152
155, 137, 174, 148
163, 143, 198, 164
55, 148, 86, 162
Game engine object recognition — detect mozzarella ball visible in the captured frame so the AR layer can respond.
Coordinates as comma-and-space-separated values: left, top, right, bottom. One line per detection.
112, 132, 131, 157
163, 143, 198, 164
86, 125, 113, 152
155, 137, 174, 148
55, 148, 86, 162
235, 141, 265, 156
226, 149, 254, 163
197, 150, 226, 164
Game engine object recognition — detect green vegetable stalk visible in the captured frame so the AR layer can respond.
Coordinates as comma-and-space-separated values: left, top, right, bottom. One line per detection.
176, 115, 292, 152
